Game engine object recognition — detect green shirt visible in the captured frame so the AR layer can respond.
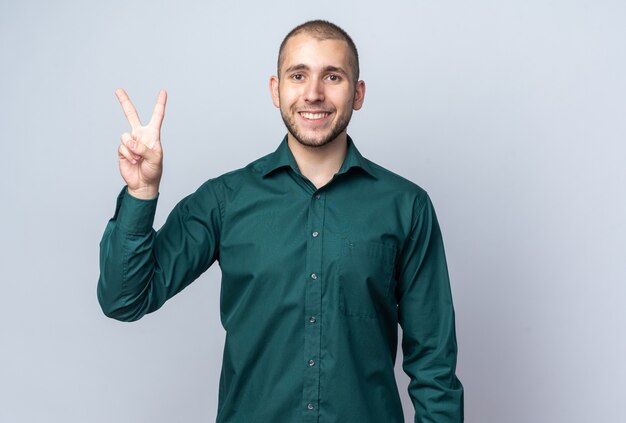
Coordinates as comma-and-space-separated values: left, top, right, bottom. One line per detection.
98, 137, 463, 423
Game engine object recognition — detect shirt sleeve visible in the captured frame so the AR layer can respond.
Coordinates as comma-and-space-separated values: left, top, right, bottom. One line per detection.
97, 182, 222, 321
396, 194, 464, 422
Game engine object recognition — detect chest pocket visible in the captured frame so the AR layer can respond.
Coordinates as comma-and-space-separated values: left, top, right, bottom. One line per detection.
338, 240, 396, 319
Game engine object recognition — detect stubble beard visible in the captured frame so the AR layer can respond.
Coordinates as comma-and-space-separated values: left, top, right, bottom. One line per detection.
280, 105, 353, 148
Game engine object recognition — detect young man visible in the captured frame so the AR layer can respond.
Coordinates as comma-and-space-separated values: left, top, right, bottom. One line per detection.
99, 20, 463, 423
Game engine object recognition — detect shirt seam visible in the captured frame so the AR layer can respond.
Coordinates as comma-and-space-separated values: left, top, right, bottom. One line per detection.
208, 178, 225, 250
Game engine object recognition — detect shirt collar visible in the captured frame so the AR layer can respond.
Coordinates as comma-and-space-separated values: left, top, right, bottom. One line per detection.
262, 135, 376, 179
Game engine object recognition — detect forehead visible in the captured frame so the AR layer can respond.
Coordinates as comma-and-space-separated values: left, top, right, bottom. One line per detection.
280, 33, 352, 72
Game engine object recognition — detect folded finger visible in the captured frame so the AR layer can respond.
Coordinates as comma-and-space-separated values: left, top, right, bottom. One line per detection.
120, 132, 132, 145
118, 143, 138, 165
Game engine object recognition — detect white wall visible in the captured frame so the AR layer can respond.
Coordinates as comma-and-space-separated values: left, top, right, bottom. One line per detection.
1, 1, 624, 422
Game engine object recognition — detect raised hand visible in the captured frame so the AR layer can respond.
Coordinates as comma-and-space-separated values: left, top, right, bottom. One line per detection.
115, 88, 167, 200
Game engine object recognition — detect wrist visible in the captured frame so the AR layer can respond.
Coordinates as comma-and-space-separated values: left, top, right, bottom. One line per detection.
127, 185, 159, 200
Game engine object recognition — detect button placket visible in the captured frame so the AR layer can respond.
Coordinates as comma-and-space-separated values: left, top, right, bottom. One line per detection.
302, 191, 325, 420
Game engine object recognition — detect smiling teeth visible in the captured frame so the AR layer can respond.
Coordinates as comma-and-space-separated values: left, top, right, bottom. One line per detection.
301, 112, 328, 119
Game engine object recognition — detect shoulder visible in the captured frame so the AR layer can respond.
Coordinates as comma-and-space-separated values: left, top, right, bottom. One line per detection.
362, 157, 431, 210
194, 151, 275, 197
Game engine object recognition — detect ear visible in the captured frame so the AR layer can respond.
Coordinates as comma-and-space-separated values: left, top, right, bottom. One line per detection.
270, 76, 280, 108
352, 80, 366, 111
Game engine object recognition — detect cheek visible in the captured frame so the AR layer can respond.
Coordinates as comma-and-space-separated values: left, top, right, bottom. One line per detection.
333, 89, 356, 107
279, 91, 298, 109
338, 96, 355, 113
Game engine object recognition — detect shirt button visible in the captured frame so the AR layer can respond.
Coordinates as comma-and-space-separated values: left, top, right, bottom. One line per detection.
308, 359, 316, 367
307, 403, 315, 410
310, 273, 318, 280
309, 316, 316, 323
315, 194, 321, 200
312, 231, 319, 238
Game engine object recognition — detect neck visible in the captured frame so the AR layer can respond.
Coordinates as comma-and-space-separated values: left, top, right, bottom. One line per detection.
287, 133, 348, 189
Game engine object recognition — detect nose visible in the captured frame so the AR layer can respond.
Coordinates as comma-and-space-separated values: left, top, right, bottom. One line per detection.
304, 77, 324, 103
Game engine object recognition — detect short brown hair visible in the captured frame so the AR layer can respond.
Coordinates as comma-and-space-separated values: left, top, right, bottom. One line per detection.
277, 20, 360, 83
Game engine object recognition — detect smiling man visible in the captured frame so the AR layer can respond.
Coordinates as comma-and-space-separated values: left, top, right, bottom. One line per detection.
99, 20, 463, 423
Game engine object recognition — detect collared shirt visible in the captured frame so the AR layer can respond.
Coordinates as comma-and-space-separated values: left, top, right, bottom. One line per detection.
98, 136, 463, 422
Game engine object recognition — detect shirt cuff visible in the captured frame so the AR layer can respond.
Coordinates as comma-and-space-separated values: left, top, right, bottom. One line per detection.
112, 186, 159, 234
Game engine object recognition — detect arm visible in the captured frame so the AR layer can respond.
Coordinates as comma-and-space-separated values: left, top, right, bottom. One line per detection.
98, 183, 222, 321
397, 195, 464, 422
97, 89, 221, 321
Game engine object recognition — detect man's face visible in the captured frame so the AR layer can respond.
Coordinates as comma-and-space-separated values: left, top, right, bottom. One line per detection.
271, 33, 365, 148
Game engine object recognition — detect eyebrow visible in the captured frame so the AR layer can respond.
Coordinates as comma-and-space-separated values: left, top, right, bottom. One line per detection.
284, 64, 349, 77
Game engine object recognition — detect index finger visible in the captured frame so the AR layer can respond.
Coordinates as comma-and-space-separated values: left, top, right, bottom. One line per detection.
115, 88, 142, 129
148, 90, 167, 130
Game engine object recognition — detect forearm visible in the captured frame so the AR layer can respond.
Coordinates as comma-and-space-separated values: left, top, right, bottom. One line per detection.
97, 188, 162, 321
401, 307, 464, 423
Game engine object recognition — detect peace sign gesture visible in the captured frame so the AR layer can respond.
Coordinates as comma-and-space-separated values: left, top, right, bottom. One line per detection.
116, 88, 167, 200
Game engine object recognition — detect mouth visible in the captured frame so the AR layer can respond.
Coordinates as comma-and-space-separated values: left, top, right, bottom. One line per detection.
299, 111, 331, 121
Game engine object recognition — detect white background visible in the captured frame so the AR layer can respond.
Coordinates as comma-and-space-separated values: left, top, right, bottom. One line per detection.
1, 1, 624, 422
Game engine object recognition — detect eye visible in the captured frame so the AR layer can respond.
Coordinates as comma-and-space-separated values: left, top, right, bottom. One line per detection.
326, 74, 341, 82
291, 73, 304, 81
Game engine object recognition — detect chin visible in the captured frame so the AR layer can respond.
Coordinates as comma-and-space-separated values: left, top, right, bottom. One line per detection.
293, 134, 337, 148
291, 127, 348, 148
